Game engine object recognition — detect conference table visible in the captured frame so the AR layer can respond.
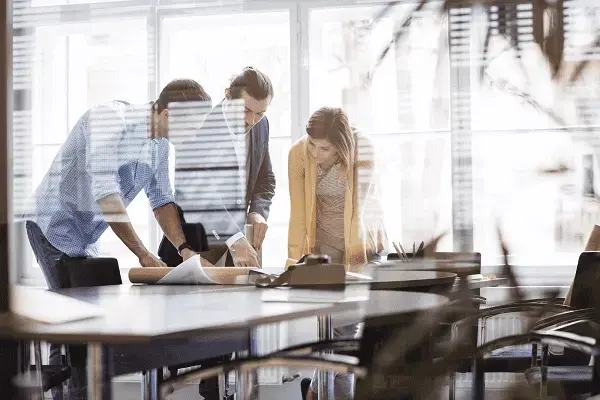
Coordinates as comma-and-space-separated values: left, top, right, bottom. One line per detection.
0, 269, 506, 400
0, 284, 448, 400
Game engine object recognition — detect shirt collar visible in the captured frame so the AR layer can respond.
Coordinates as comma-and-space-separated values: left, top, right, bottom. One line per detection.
221, 101, 251, 141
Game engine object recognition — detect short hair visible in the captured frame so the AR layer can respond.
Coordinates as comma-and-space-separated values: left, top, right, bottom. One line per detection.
154, 79, 212, 113
228, 67, 274, 101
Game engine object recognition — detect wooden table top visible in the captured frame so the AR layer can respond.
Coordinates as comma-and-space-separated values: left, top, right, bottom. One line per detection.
0, 285, 449, 343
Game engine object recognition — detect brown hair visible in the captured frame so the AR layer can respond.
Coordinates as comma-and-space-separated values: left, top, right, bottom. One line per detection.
154, 79, 211, 112
306, 107, 355, 171
229, 66, 274, 101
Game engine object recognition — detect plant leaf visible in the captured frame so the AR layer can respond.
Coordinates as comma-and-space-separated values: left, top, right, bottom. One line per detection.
546, 0, 565, 79
366, 0, 432, 86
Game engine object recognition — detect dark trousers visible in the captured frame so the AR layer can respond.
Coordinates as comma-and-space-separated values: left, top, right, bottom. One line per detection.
26, 221, 86, 400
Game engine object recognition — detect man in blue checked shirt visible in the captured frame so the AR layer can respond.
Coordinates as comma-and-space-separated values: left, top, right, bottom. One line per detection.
23, 79, 213, 400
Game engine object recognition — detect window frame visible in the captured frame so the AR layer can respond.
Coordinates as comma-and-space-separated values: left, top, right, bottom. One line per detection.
15, 0, 587, 287
157, 3, 297, 269
17, 13, 154, 284
17, 0, 302, 284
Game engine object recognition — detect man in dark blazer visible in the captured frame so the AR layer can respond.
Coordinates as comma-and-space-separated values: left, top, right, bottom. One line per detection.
174, 67, 276, 267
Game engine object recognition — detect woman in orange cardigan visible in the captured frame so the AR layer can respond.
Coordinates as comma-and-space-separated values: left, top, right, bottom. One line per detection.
288, 106, 387, 400
287, 106, 387, 272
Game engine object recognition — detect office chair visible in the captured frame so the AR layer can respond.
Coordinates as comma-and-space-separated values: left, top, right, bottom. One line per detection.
22, 257, 122, 399
472, 328, 600, 399
158, 269, 455, 400
446, 251, 600, 399
522, 251, 600, 397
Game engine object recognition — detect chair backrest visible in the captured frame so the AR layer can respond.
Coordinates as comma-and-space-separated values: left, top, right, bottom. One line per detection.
570, 251, 600, 311
384, 252, 481, 277
355, 287, 453, 398
158, 203, 209, 267
55, 257, 122, 289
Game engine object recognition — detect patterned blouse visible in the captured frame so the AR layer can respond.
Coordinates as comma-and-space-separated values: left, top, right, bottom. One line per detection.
315, 162, 346, 252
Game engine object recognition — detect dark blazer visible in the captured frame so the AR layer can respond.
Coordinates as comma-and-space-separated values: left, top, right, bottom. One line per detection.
173, 102, 275, 246
246, 112, 276, 220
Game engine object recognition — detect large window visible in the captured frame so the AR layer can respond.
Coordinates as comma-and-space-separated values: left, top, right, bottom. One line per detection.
17, 18, 150, 278
12, 0, 600, 285
308, 4, 453, 251
160, 9, 292, 268
460, 3, 600, 268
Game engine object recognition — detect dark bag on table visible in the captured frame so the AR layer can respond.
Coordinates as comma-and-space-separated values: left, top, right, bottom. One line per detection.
55, 256, 122, 289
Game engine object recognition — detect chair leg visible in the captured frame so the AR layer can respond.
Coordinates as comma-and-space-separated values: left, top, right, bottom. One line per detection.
18, 341, 30, 374
142, 370, 158, 400
448, 370, 456, 400
540, 345, 549, 400
471, 357, 484, 400
33, 341, 45, 400
531, 343, 538, 367
63, 345, 70, 400
233, 351, 257, 400
219, 372, 227, 400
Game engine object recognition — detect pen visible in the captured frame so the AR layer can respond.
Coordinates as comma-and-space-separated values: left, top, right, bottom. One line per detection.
417, 241, 424, 257
392, 242, 408, 262
398, 242, 409, 262
392, 242, 402, 261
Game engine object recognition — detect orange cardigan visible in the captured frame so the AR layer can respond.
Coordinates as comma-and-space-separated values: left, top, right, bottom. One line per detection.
286, 132, 387, 271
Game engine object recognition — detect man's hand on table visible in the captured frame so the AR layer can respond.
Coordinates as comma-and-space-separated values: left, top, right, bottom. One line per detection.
138, 251, 168, 268
180, 248, 197, 261
247, 212, 268, 251
231, 237, 260, 268
180, 248, 216, 268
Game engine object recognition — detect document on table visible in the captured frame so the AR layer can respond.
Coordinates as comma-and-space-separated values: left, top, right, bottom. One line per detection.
11, 285, 105, 324
345, 271, 373, 281
157, 255, 216, 284
261, 286, 370, 304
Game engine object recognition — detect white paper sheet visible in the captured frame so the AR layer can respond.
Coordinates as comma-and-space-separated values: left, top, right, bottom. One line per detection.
157, 255, 216, 284
345, 272, 373, 281
11, 285, 105, 324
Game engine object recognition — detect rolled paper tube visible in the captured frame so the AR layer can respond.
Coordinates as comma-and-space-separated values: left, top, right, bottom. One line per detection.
128, 267, 171, 284
128, 267, 258, 284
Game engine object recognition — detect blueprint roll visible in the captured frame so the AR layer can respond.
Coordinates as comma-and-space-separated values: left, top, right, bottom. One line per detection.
129, 266, 256, 285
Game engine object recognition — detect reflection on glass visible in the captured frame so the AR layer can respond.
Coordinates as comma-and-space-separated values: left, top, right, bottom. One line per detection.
14, 19, 149, 276
466, 3, 600, 266
175, 99, 247, 246
287, 106, 387, 272
309, 3, 448, 133
309, 4, 452, 251
21, 82, 210, 291
161, 11, 291, 267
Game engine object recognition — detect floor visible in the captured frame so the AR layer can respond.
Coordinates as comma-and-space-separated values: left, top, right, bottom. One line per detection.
102, 379, 517, 400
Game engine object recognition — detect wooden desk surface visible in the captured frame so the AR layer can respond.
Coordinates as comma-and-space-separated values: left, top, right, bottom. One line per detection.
365, 270, 457, 290
0, 285, 449, 344
0, 286, 342, 343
